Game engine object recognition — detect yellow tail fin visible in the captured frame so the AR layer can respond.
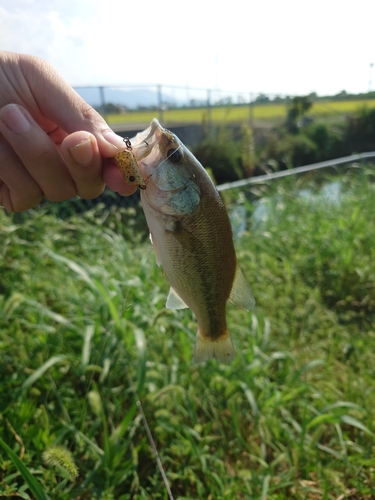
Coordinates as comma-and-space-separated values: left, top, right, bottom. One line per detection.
193, 331, 236, 364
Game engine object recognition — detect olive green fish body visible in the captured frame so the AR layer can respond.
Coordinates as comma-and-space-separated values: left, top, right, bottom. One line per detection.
131, 119, 254, 363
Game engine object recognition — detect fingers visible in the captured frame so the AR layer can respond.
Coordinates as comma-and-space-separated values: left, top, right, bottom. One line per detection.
0, 103, 136, 212
0, 53, 137, 211
102, 159, 138, 197
19, 55, 137, 195
0, 137, 43, 212
60, 132, 105, 199
18, 54, 126, 156
61, 132, 137, 198
0, 104, 76, 204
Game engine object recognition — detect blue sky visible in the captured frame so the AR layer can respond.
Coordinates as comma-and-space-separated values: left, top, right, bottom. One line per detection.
1, 0, 374, 98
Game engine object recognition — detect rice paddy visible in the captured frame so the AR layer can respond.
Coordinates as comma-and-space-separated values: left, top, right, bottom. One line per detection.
105, 99, 375, 127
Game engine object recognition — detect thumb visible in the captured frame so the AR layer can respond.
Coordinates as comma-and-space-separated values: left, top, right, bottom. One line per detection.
20, 54, 126, 156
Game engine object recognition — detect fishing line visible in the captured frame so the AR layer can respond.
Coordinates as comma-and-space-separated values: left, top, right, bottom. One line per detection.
127, 146, 176, 498
75, 226, 174, 499
72, 130, 176, 497
118, 227, 175, 499
134, 394, 175, 500
150, 144, 184, 174
166, 144, 183, 163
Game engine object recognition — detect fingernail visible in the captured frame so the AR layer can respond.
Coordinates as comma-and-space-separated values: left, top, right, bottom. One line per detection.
69, 138, 94, 165
1, 105, 31, 134
102, 131, 126, 150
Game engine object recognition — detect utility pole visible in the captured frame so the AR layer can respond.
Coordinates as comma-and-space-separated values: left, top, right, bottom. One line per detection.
157, 85, 164, 124
207, 89, 212, 129
249, 93, 254, 127
99, 86, 106, 122
369, 63, 374, 92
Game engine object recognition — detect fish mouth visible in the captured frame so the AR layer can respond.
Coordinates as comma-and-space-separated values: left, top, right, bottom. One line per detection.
131, 119, 178, 158
130, 119, 182, 182
131, 119, 165, 160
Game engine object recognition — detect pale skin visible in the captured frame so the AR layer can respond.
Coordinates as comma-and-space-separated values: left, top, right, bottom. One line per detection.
0, 50, 137, 212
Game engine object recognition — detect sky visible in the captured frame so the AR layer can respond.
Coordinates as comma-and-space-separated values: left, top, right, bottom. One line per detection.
1, 0, 375, 99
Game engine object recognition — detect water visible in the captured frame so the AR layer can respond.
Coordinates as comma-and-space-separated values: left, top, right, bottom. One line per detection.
230, 180, 343, 236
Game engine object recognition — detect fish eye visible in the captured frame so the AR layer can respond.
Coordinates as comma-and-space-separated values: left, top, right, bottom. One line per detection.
128, 175, 135, 182
167, 148, 182, 163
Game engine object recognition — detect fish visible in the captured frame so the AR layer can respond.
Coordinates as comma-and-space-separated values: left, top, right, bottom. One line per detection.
129, 119, 255, 363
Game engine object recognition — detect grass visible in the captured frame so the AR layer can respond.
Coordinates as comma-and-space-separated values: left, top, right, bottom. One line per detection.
105, 99, 375, 127
1, 166, 375, 498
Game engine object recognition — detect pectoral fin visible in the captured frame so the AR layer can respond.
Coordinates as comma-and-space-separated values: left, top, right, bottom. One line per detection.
166, 287, 189, 309
229, 265, 255, 311
149, 233, 161, 266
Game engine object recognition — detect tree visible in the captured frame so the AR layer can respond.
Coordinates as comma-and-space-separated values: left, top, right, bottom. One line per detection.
255, 93, 270, 104
286, 95, 312, 132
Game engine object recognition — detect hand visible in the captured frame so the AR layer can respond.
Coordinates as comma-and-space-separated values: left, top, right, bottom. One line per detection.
0, 50, 136, 212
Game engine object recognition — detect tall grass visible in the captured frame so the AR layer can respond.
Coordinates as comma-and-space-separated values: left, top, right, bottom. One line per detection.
1, 166, 375, 498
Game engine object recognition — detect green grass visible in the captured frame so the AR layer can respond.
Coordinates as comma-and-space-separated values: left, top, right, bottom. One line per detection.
1, 167, 375, 498
105, 99, 375, 127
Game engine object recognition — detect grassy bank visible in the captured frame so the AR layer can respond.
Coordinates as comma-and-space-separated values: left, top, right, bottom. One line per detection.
1, 166, 375, 499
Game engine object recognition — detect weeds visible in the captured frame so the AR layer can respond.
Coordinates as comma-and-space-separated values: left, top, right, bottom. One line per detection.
1, 166, 375, 498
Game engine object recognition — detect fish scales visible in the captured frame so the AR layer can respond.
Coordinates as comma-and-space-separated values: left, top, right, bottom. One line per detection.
129, 119, 255, 363
160, 192, 236, 339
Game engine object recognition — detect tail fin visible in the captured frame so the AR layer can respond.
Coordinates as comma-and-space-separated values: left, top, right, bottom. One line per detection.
193, 331, 236, 364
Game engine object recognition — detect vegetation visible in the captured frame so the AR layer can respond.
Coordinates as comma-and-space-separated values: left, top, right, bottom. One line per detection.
1, 165, 375, 498
192, 127, 245, 185
104, 99, 375, 127
188, 101, 375, 184
257, 103, 375, 172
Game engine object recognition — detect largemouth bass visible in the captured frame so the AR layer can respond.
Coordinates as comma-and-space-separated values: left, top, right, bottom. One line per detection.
128, 119, 255, 363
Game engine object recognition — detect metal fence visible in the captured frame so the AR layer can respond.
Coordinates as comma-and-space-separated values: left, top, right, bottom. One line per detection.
73, 83, 290, 126
73, 83, 276, 108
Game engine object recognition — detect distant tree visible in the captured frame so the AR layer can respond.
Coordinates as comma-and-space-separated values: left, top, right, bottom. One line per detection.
241, 124, 256, 177
333, 90, 348, 100
216, 96, 233, 106
305, 123, 342, 161
255, 93, 270, 104
189, 98, 204, 108
260, 129, 318, 169
286, 95, 312, 132
342, 106, 375, 154
95, 102, 125, 114
192, 128, 244, 184
282, 134, 317, 167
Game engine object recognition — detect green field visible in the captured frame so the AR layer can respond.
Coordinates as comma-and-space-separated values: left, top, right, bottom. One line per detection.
1, 166, 375, 498
105, 99, 375, 127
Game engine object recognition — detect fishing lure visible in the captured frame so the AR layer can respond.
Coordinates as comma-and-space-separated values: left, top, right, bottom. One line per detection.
114, 137, 146, 190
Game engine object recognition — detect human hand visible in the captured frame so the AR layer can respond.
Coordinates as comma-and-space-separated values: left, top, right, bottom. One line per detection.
0, 50, 136, 212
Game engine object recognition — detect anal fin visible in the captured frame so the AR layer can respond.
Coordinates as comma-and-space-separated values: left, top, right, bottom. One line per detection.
166, 287, 189, 309
229, 265, 255, 311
